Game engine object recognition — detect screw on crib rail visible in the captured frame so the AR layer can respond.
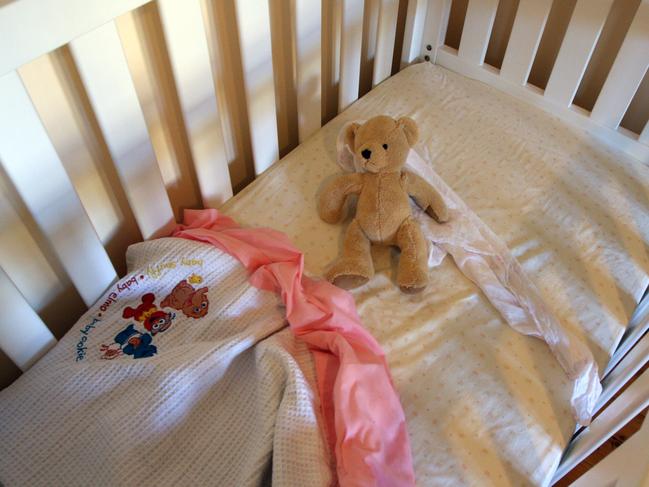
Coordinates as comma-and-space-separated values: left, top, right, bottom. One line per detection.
426, 45, 432, 51
424, 55, 430, 62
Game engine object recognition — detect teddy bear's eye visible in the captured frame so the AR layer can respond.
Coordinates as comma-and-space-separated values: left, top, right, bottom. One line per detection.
382, 144, 388, 150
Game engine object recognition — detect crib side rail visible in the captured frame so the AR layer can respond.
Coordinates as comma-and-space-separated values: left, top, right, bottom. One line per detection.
0, 0, 416, 381
419, 0, 649, 164
551, 333, 649, 483
569, 409, 649, 486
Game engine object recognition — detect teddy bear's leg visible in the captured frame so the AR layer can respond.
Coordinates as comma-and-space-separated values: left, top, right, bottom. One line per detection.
326, 219, 374, 289
395, 217, 429, 293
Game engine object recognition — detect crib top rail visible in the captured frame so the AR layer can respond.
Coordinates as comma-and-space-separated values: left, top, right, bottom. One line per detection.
0, 0, 153, 77
415, 0, 649, 162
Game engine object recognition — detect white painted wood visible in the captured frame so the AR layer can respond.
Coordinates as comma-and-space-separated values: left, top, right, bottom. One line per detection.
158, 0, 233, 207
552, 367, 649, 483
0, 0, 154, 77
500, 0, 552, 85
373, 0, 399, 86
570, 414, 649, 486
420, 0, 452, 63
19, 53, 131, 249
591, 1, 649, 129
0, 71, 117, 307
338, 0, 364, 111
604, 292, 649, 375
0, 180, 73, 326
435, 46, 649, 163
597, 332, 649, 415
401, 0, 428, 66
458, 0, 499, 65
234, 0, 279, 175
544, 0, 614, 107
70, 22, 175, 239
294, 0, 322, 142
641, 120, 649, 145
0, 267, 56, 371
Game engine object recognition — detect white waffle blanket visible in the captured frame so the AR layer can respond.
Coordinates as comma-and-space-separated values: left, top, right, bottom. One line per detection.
0, 237, 331, 486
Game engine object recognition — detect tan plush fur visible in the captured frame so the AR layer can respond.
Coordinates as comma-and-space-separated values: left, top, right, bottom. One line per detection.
318, 115, 448, 293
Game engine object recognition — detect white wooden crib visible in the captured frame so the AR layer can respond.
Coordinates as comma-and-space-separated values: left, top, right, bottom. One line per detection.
1, 0, 648, 484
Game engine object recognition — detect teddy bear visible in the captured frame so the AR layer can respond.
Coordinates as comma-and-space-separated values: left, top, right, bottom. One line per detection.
161, 280, 209, 319
318, 115, 448, 292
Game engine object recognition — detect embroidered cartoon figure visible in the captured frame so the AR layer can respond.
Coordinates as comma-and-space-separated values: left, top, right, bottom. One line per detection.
187, 273, 203, 285
100, 324, 157, 359
161, 280, 209, 319
122, 292, 175, 335
99, 342, 123, 360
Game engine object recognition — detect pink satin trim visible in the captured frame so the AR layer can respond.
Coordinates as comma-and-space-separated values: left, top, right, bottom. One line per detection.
169, 209, 415, 487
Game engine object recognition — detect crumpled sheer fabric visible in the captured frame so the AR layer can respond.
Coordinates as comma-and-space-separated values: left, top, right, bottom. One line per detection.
337, 123, 602, 426
171, 210, 415, 486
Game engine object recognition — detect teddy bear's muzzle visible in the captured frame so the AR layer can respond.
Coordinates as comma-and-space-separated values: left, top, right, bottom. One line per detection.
360, 154, 387, 173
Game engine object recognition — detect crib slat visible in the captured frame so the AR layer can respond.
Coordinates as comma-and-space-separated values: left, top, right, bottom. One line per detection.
295, 0, 322, 142
158, 0, 233, 207
458, 0, 499, 65
0, 71, 117, 307
19, 53, 141, 275
373, 0, 399, 86
401, 0, 429, 66
419, 0, 452, 64
553, 364, 649, 483
339, 0, 364, 111
640, 120, 649, 145
499, 0, 552, 85
0, 267, 56, 371
590, 2, 649, 129
234, 0, 279, 175
70, 22, 175, 238
544, 0, 614, 107
596, 329, 649, 416
0, 183, 77, 335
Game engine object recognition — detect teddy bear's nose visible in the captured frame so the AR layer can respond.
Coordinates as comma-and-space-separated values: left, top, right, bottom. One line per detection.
361, 149, 372, 160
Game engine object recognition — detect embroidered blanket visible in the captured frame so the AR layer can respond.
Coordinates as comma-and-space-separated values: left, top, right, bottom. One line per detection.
0, 236, 332, 486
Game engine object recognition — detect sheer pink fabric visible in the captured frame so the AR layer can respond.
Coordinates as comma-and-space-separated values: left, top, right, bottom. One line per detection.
170, 209, 415, 487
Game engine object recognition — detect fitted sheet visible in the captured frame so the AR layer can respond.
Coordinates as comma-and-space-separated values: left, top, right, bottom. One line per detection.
223, 63, 649, 485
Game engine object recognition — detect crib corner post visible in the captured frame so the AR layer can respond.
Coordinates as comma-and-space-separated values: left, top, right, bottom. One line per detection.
419, 0, 452, 64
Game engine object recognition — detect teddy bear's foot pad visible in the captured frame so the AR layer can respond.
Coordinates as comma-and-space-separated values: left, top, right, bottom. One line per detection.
332, 274, 370, 290
326, 259, 373, 289
396, 266, 428, 293
399, 283, 427, 294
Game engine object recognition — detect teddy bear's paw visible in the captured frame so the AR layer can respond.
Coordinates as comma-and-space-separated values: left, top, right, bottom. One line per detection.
426, 205, 450, 223
397, 266, 429, 294
326, 260, 373, 290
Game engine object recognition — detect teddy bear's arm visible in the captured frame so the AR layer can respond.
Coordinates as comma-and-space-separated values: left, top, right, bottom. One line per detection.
318, 173, 363, 224
402, 171, 449, 223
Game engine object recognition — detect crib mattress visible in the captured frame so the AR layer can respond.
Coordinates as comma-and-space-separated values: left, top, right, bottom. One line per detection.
223, 63, 649, 485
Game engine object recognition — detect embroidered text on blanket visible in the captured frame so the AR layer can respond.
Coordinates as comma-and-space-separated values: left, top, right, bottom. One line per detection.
75, 317, 102, 362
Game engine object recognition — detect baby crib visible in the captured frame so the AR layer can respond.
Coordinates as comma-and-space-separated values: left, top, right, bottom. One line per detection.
1, 0, 648, 484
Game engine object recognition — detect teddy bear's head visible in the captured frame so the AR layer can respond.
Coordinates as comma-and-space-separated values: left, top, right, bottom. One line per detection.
343, 115, 419, 173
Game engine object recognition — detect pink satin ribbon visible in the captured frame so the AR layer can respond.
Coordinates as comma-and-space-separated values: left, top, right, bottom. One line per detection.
170, 209, 415, 487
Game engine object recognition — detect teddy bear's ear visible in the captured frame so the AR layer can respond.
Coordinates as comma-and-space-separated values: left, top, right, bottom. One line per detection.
336, 121, 362, 172
343, 122, 360, 150
397, 117, 419, 146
